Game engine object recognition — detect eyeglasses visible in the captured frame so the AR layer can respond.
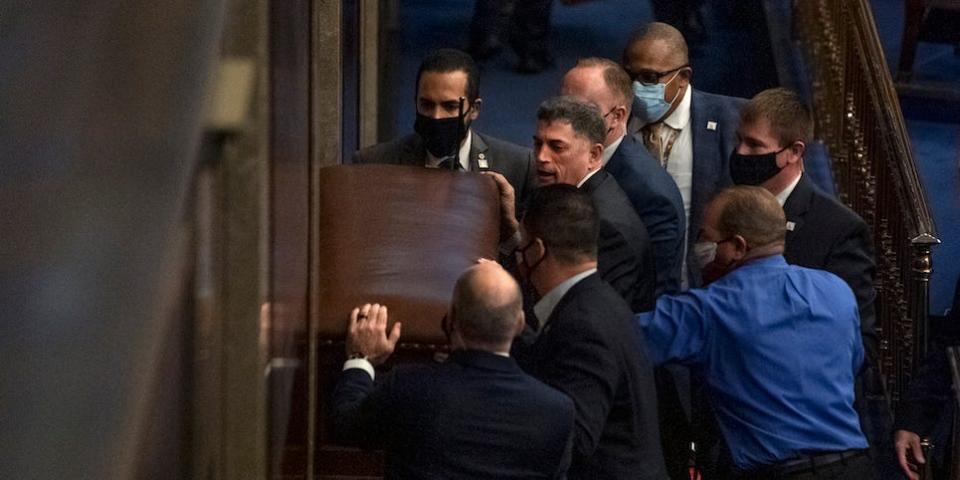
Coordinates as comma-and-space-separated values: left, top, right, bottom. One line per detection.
630, 64, 689, 86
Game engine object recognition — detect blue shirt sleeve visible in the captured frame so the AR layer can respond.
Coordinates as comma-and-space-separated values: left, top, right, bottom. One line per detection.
635, 292, 711, 366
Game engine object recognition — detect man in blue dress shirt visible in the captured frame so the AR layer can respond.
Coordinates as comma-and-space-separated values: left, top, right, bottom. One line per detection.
636, 185, 872, 479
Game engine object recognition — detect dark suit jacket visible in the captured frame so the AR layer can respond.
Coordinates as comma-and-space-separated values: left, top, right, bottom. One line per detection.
332, 349, 575, 479
605, 134, 686, 295
630, 88, 745, 288
351, 130, 537, 210
514, 273, 668, 480
580, 169, 656, 312
783, 173, 878, 363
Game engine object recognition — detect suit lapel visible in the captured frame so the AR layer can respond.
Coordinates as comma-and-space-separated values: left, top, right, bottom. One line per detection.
399, 134, 427, 166
541, 273, 597, 336
579, 169, 606, 195
688, 88, 716, 238
468, 130, 489, 172
782, 174, 814, 244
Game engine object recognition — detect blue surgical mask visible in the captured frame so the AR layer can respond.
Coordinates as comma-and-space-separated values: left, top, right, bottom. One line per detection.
631, 71, 681, 124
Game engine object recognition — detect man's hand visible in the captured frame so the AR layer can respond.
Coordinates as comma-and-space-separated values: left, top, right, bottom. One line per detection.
895, 429, 925, 480
346, 303, 402, 366
482, 171, 519, 243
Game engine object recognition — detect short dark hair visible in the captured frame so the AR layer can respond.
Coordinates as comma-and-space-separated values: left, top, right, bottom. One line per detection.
741, 87, 814, 146
522, 184, 598, 264
623, 21, 689, 66
536, 96, 606, 146
415, 48, 480, 102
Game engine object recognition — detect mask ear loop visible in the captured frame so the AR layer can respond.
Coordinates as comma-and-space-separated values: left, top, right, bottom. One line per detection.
663, 69, 685, 106
451, 97, 466, 170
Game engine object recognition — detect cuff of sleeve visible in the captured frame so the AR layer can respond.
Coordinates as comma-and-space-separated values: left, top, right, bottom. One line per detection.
343, 358, 375, 380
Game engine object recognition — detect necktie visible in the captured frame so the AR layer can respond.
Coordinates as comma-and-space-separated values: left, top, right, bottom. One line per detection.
437, 157, 463, 170
642, 122, 679, 169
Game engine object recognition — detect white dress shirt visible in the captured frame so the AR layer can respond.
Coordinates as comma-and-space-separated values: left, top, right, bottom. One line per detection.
661, 87, 693, 289
601, 134, 625, 167
661, 86, 694, 226
775, 171, 803, 206
576, 167, 602, 188
533, 268, 597, 329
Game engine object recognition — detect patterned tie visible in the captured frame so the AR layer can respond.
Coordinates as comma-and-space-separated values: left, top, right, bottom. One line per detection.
642, 122, 679, 169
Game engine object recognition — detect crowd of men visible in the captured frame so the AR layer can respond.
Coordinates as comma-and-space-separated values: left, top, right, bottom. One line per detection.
330, 21, 918, 480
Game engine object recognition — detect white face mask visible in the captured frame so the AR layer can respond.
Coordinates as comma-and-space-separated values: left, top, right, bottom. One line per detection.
692, 241, 719, 270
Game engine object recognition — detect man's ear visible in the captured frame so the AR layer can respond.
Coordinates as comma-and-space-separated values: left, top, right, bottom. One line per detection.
514, 311, 526, 338
533, 237, 546, 257
468, 98, 482, 121
788, 140, 806, 163
588, 143, 604, 168
613, 105, 629, 125
677, 67, 693, 86
731, 235, 749, 259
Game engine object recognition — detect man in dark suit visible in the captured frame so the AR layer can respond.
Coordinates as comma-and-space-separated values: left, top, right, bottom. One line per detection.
561, 57, 686, 296
730, 87, 878, 365
352, 48, 536, 209
526, 95, 656, 311
731, 87, 886, 476
332, 262, 575, 479
512, 184, 667, 479
622, 22, 745, 289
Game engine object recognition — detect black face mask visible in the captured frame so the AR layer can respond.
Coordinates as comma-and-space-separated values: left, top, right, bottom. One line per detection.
414, 106, 471, 159
729, 146, 788, 186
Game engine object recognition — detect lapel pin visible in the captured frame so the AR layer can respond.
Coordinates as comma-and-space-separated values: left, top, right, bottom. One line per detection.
478, 153, 489, 169
786, 221, 795, 231
706, 121, 717, 131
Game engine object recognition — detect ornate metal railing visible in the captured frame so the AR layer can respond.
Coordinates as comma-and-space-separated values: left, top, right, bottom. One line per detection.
792, 0, 939, 403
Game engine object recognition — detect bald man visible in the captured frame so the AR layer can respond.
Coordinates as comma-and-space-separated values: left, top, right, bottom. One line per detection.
637, 186, 871, 478
622, 22, 745, 290
332, 262, 575, 479
561, 57, 685, 295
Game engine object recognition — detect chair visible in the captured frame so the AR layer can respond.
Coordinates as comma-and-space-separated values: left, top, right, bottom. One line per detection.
898, 0, 960, 81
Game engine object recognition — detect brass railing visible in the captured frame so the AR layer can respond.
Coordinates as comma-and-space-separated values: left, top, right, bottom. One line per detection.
792, 0, 939, 403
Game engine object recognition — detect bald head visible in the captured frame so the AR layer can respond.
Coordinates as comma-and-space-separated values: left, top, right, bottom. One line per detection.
562, 58, 633, 109
707, 186, 786, 249
561, 58, 634, 145
451, 262, 523, 350
623, 22, 689, 68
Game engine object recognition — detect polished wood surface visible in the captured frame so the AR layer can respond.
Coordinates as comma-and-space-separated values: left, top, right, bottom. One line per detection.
315, 165, 501, 344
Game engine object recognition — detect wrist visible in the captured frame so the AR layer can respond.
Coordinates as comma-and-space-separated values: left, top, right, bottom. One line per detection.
347, 351, 367, 360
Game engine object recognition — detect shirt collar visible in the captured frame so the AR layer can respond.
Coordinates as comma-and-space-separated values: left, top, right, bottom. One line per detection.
576, 167, 602, 188
775, 171, 803, 206
533, 268, 597, 328
662, 85, 692, 131
601, 134, 625, 166
426, 129, 472, 169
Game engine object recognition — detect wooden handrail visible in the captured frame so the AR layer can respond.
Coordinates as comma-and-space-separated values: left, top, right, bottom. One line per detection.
791, 0, 940, 403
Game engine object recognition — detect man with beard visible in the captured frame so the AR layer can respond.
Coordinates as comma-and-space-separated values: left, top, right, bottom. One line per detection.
511, 184, 667, 479
636, 186, 872, 479
352, 48, 536, 210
